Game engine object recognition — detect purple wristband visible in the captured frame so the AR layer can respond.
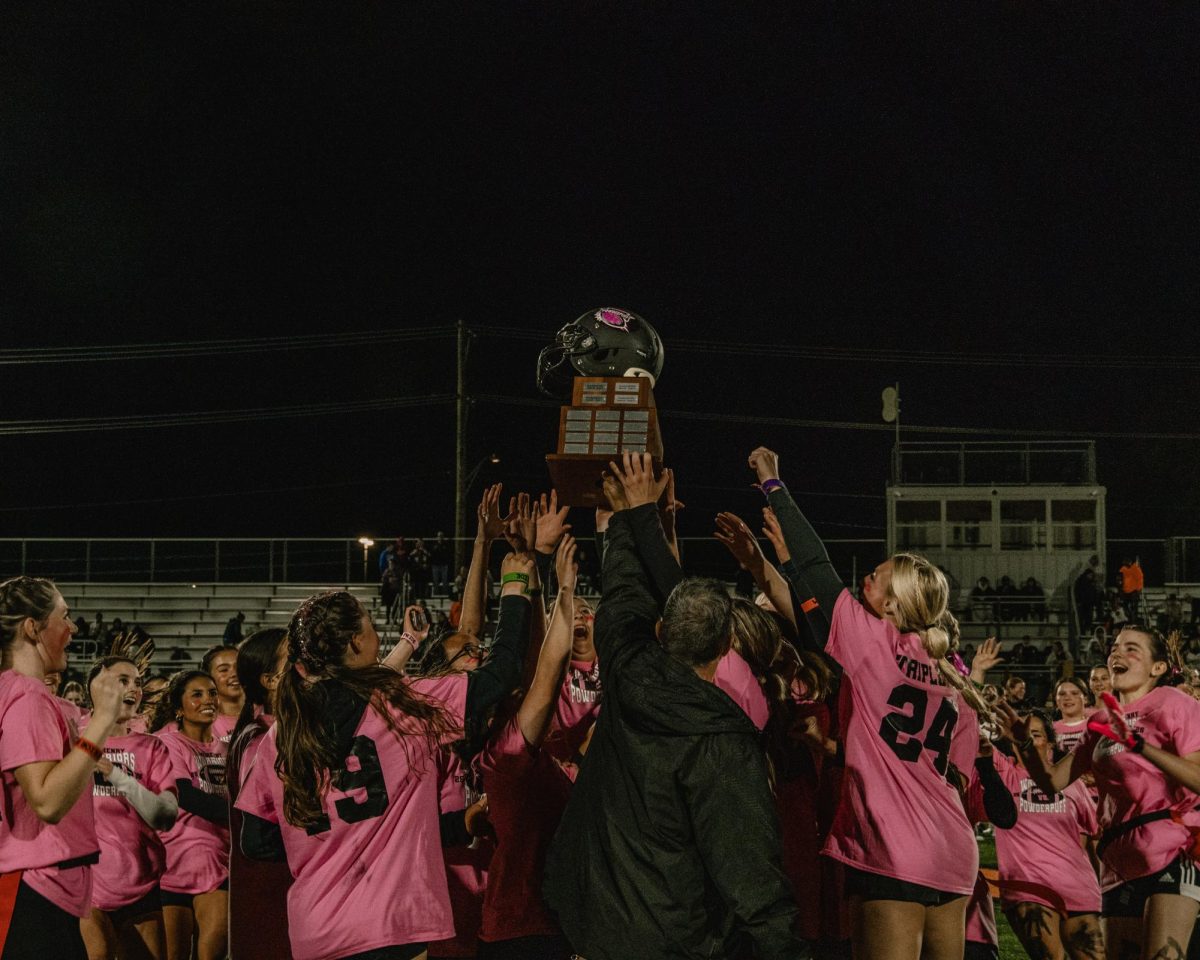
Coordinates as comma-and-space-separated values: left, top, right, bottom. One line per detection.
759, 479, 785, 496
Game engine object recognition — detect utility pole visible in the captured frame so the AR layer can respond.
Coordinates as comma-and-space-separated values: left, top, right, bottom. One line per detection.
454, 318, 468, 569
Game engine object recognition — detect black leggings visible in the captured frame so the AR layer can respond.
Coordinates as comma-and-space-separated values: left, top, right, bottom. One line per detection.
0, 880, 86, 960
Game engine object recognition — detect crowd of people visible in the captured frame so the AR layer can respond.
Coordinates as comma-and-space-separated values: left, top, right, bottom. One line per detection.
2, 449, 1200, 960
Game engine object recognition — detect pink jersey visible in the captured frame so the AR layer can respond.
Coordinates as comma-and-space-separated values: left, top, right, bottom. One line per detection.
91, 733, 177, 910
126, 713, 149, 735
229, 719, 292, 960
821, 590, 978, 895
989, 751, 1100, 912
964, 872, 997, 947
477, 715, 576, 943
0, 672, 97, 916
212, 712, 239, 745
554, 658, 602, 748
1054, 717, 1090, 754
429, 746, 492, 959
235, 675, 468, 960
155, 726, 230, 895
1075, 685, 1200, 889
714, 648, 769, 731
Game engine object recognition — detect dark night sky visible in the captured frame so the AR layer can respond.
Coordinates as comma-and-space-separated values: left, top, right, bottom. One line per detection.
1, 3, 1197, 548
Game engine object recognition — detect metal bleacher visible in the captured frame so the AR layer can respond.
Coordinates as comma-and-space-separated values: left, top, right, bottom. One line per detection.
59, 582, 427, 672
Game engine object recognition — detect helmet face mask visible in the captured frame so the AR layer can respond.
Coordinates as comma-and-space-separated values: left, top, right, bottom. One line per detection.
535, 308, 664, 397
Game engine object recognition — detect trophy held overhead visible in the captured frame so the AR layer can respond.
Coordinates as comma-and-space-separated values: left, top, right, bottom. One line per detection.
537, 308, 665, 508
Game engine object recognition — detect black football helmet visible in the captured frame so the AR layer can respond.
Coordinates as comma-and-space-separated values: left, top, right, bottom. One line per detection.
535, 308, 665, 397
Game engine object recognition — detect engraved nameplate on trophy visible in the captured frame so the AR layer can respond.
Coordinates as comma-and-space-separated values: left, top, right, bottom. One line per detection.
546, 377, 664, 507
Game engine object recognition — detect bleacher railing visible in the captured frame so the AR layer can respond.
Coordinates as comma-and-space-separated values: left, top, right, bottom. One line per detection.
0, 536, 892, 586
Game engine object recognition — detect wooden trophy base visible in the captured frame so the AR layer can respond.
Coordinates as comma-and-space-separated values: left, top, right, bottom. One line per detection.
545, 376, 664, 507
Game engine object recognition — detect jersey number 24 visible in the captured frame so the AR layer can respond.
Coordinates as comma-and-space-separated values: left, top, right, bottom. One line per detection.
878, 683, 958, 778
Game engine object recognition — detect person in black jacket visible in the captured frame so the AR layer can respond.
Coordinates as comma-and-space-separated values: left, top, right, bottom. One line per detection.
543, 453, 806, 960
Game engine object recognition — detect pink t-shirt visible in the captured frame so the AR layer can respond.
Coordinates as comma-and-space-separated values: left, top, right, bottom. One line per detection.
714, 648, 769, 731
964, 872, 997, 947
990, 751, 1100, 913
212, 712, 239, 745
1054, 718, 1090, 755
236, 675, 468, 960
91, 733, 177, 910
554, 658, 602, 747
126, 714, 149, 735
155, 726, 230, 895
429, 746, 492, 959
477, 715, 576, 943
0, 672, 98, 916
1075, 685, 1200, 889
821, 590, 979, 895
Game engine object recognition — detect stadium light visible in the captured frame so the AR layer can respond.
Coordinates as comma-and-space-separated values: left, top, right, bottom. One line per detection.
358, 537, 375, 583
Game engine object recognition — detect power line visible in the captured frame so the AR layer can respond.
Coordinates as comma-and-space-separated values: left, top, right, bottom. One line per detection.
0, 328, 453, 365
0, 395, 455, 436
473, 392, 1200, 441
481, 326, 1200, 371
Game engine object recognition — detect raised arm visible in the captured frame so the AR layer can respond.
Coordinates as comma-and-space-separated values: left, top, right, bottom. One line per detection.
13, 668, 124, 825
995, 700, 1089, 795
749, 447, 844, 617
594, 462, 664, 666
460, 484, 512, 640
464, 550, 533, 722
714, 511, 795, 627
608, 454, 679, 608
380, 605, 430, 673
517, 536, 578, 747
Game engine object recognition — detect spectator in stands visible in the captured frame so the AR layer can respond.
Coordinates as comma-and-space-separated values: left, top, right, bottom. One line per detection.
1105, 590, 1129, 634
380, 557, 402, 623
1185, 637, 1200, 670
74, 616, 90, 638
1020, 576, 1046, 621
429, 531, 451, 595
103, 617, 125, 653
1045, 641, 1070, 675
970, 576, 996, 623
1118, 555, 1144, 622
996, 575, 1018, 621
1086, 637, 1105, 663
1010, 640, 1027, 664
223, 612, 246, 645
1073, 568, 1097, 637
451, 564, 468, 601
962, 642, 977, 664
1164, 594, 1184, 632
1020, 636, 1042, 665
377, 538, 395, 576
409, 537, 431, 601
93, 611, 107, 642
170, 645, 190, 661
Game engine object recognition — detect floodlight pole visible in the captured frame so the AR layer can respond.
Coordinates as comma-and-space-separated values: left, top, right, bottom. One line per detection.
454, 318, 468, 570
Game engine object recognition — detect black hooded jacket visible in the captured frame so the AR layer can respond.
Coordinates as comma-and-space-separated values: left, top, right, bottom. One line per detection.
543, 504, 804, 960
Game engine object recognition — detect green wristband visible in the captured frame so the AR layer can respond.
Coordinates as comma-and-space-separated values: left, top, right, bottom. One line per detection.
501, 572, 530, 588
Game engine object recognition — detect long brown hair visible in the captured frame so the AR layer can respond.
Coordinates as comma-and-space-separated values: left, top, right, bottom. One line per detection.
274, 591, 456, 829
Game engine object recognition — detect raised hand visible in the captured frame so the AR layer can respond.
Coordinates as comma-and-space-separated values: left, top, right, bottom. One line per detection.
993, 699, 1030, 745
1088, 691, 1136, 747
89, 665, 126, 724
555, 534, 579, 594
761, 507, 790, 564
477, 483, 512, 542
535, 490, 572, 555
500, 549, 537, 597
969, 636, 1004, 685
748, 446, 782, 485
714, 512, 765, 571
402, 605, 431, 644
601, 473, 630, 513
504, 493, 541, 555
608, 452, 669, 510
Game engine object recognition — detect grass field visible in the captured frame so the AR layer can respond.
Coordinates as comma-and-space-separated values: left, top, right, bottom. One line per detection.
977, 835, 1025, 960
